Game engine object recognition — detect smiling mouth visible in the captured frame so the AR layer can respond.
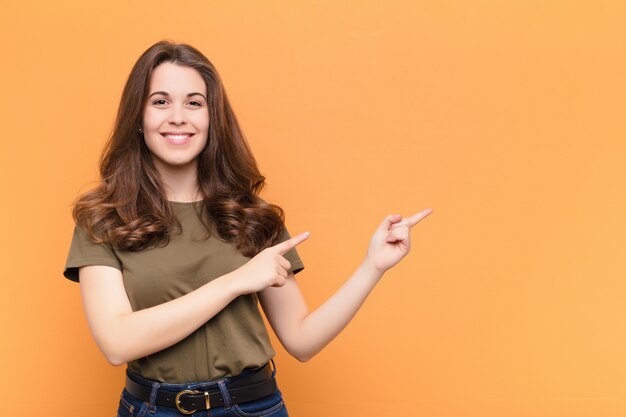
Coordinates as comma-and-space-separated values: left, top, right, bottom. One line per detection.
160, 132, 194, 145
161, 133, 194, 139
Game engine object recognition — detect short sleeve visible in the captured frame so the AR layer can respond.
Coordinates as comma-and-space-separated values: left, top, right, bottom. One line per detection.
278, 226, 305, 276
63, 226, 123, 282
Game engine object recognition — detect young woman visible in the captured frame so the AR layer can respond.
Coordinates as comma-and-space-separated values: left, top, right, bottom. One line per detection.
64, 40, 432, 417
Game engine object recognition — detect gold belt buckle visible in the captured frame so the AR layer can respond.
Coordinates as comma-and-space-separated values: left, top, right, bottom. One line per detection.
175, 389, 210, 414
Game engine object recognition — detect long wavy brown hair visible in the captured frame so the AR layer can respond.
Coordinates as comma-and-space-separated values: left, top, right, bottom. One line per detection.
73, 40, 285, 256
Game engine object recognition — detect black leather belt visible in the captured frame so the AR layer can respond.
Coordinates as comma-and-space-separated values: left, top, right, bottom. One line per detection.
125, 364, 277, 415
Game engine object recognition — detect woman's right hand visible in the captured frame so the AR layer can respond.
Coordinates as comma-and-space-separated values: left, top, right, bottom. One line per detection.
231, 232, 310, 294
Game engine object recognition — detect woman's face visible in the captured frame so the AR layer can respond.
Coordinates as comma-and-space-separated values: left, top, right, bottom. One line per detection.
142, 62, 210, 174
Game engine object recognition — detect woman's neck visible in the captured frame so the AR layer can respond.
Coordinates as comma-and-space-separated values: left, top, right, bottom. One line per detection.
154, 161, 202, 203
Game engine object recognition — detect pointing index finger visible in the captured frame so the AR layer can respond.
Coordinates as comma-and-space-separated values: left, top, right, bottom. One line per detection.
409, 208, 433, 227
389, 209, 433, 230
274, 231, 310, 255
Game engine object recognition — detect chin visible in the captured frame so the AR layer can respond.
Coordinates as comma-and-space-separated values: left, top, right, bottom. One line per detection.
153, 156, 199, 171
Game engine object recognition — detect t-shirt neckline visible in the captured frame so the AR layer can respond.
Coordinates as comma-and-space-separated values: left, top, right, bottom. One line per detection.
168, 200, 203, 206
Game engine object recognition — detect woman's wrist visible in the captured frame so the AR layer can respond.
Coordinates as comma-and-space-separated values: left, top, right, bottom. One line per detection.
361, 256, 386, 282
214, 270, 245, 299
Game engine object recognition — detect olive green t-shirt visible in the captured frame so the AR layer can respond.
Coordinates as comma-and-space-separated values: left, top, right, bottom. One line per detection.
63, 201, 304, 383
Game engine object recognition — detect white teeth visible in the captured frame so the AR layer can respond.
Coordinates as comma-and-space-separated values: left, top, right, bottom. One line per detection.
164, 134, 191, 139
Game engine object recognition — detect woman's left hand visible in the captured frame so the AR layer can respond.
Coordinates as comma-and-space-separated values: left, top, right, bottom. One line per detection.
366, 209, 433, 274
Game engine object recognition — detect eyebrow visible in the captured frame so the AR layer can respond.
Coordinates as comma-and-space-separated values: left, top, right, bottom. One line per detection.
148, 91, 207, 101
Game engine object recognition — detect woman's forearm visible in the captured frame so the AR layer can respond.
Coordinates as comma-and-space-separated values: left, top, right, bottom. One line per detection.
262, 211, 431, 362
290, 260, 384, 361
112, 276, 240, 364
81, 267, 242, 366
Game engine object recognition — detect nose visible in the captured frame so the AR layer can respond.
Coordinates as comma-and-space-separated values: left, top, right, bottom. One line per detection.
168, 103, 186, 125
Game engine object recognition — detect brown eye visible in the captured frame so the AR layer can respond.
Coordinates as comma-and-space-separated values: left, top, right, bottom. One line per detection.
152, 99, 167, 105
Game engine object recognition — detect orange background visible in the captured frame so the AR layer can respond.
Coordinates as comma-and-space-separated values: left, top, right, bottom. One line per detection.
1, 1, 625, 416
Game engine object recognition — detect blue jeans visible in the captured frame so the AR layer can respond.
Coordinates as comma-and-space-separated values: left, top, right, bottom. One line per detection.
117, 365, 289, 417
